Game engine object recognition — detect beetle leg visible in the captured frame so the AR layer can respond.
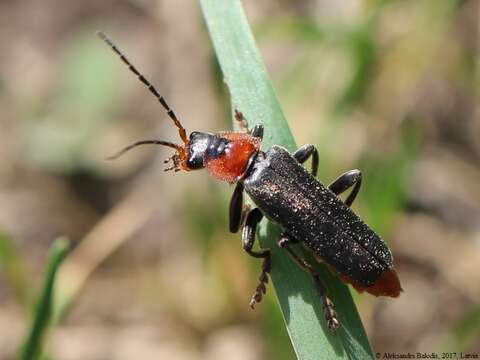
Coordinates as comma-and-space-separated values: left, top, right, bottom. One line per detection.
278, 233, 340, 330
234, 109, 249, 132
293, 144, 319, 177
249, 124, 264, 140
229, 182, 245, 233
277, 234, 298, 247
234, 109, 264, 139
242, 208, 271, 309
229, 182, 251, 233
328, 169, 362, 207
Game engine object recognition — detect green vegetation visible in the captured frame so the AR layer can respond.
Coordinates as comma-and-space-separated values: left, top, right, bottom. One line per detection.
19, 239, 70, 360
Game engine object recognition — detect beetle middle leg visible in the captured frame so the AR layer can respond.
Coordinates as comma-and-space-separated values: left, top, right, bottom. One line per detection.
293, 144, 319, 177
278, 234, 340, 330
242, 208, 271, 309
328, 169, 362, 207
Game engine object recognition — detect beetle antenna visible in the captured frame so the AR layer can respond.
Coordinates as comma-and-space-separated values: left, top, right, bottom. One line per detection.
106, 140, 181, 160
96, 31, 188, 145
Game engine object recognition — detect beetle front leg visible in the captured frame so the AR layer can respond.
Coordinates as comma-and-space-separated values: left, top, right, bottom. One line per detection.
234, 109, 249, 132
229, 182, 245, 233
293, 144, 319, 177
234, 110, 264, 140
249, 124, 264, 140
242, 208, 271, 308
278, 234, 340, 330
328, 169, 362, 207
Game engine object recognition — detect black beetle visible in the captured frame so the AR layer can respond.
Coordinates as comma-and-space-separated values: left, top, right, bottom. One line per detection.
99, 31, 402, 330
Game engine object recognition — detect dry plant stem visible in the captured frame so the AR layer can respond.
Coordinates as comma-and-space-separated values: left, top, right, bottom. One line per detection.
53, 184, 156, 322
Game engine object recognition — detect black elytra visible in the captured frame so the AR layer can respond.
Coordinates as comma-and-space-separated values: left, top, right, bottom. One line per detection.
230, 123, 402, 331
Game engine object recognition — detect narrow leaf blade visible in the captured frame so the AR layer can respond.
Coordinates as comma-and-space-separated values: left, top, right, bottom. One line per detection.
200, 1, 374, 359
19, 238, 70, 360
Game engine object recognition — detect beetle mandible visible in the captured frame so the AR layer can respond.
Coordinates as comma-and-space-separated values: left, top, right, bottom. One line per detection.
98, 31, 402, 330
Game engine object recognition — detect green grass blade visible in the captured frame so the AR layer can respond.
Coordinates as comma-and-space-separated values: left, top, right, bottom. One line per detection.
200, 1, 373, 359
19, 238, 70, 360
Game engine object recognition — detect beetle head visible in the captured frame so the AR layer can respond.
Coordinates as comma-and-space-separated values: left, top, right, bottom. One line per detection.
98, 32, 260, 176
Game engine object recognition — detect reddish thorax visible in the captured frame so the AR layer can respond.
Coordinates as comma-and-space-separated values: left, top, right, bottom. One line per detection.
206, 132, 261, 183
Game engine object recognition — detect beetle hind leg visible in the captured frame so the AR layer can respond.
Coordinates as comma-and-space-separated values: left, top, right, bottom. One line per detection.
278, 234, 340, 330
328, 169, 362, 207
242, 208, 271, 308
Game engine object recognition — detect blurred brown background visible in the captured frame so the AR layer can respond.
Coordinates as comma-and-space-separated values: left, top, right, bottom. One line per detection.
0, 0, 479, 359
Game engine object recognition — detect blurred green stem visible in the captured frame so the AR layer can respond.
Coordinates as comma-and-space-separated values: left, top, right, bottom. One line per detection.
19, 238, 70, 360
0, 232, 31, 309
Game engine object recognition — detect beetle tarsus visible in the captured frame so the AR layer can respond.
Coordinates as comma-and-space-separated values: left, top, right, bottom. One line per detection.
280, 235, 340, 330
242, 208, 272, 308
249, 256, 271, 309
324, 301, 340, 331
233, 109, 263, 140
234, 109, 249, 132
313, 275, 340, 331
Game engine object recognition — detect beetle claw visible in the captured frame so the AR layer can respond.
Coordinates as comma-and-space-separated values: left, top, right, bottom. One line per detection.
327, 317, 340, 331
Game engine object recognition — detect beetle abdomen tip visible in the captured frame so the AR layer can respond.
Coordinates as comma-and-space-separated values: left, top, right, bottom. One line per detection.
350, 267, 403, 298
